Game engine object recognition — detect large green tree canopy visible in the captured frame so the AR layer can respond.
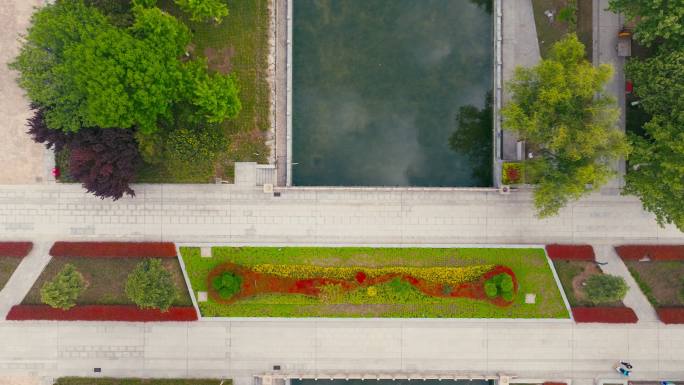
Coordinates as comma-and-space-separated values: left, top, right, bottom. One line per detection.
624, 50, 684, 229
10, 1, 240, 134
608, 0, 684, 47
502, 34, 630, 217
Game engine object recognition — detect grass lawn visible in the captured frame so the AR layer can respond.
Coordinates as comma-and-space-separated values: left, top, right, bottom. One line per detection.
55, 378, 230, 385
23, 257, 192, 306
180, 247, 569, 318
553, 260, 622, 307
531, 0, 592, 59
0, 257, 22, 290
626, 261, 684, 307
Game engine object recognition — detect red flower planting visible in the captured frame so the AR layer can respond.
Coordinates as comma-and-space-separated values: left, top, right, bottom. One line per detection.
545, 244, 595, 261
571, 307, 638, 323
656, 308, 684, 324
50, 242, 176, 258
0, 242, 33, 258
615, 245, 684, 261
6, 305, 197, 322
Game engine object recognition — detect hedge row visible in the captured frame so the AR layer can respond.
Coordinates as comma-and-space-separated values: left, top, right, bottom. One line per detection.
0, 242, 33, 258
545, 244, 595, 261
656, 308, 684, 324
6, 305, 197, 321
571, 307, 638, 323
615, 245, 684, 261
50, 242, 177, 258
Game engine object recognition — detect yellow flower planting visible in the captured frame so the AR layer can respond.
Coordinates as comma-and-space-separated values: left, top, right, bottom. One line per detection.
367, 286, 378, 296
250, 264, 493, 286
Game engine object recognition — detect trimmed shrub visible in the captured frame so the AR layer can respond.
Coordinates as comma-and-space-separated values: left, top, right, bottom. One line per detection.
40, 264, 87, 310
125, 259, 177, 312
584, 274, 628, 304
484, 281, 498, 297
7, 305, 198, 321
484, 273, 515, 300
50, 242, 177, 258
212, 272, 242, 299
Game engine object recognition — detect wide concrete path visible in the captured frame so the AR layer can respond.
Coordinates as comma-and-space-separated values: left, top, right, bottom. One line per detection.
0, 184, 682, 245
0, 320, 682, 384
594, 245, 659, 323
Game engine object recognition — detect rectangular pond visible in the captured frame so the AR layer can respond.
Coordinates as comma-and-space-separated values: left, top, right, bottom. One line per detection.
292, 0, 494, 187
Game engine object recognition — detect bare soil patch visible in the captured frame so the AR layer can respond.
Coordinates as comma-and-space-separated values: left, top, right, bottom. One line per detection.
626, 260, 684, 307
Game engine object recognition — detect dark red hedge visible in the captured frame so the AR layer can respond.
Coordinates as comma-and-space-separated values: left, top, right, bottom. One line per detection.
6, 305, 197, 322
0, 242, 33, 258
615, 245, 684, 261
657, 308, 684, 324
50, 242, 176, 258
545, 244, 595, 261
572, 307, 638, 323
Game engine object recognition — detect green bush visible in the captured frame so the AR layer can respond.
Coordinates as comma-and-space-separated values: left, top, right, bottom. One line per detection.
484, 281, 498, 297
125, 259, 177, 311
484, 274, 515, 300
41, 264, 87, 310
164, 126, 226, 180
584, 274, 628, 304
212, 272, 242, 299
174, 0, 229, 23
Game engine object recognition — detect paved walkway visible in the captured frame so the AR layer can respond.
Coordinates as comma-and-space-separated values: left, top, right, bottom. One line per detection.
0, 320, 682, 384
594, 245, 659, 323
0, 241, 52, 319
0, 0, 50, 184
0, 184, 682, 245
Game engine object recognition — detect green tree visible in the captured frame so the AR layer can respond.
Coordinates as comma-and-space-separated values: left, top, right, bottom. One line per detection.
40, 264, 88, 310
125, 259, 177, 312
181, 59, 241, 124
10, 2, 191, 134
502, 34, 629, 217
174, 0, 229, 23
623, 49, 684, 230
608, 0, 684, 47
584, 274, 628, 305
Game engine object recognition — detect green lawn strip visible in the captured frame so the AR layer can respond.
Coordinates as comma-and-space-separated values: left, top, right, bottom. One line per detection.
55, 378, 230, 385
181, 247, 569, 318
624, 260, 684, 307
531, 0, 592, 59
148, 0, 270, 182
23, 257, 192, 306
0, 257, 23, 290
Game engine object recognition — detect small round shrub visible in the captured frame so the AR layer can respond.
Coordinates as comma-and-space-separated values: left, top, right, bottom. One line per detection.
366, 286, 377, 297
484, 281, 498, 297
125, 259, 177, 312
40, 264, 87, 310
499, 274, 514, 292
442, 284, 453, 296
502, 291, 514, 302
212, 272, 242, 299
584, 274, 628, 304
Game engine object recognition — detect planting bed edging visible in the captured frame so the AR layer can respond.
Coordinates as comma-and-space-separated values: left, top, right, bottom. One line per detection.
0, 242, 33, 258
615, 245, 684, 261
6, 305, 198, 322
545, 244, 595, 261
571, 307, 638, 323
50, 242, 177, 258
656, 308, 684, 324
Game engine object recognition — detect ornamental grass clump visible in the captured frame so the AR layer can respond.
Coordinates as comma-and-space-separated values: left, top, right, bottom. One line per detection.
484, 273, 515, 301
125, 259, 177, 312
584, 274, 628, 305
212, 272, 242, 299
41, 264, 87, 310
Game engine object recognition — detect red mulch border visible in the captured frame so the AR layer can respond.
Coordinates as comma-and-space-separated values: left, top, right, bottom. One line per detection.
49, 242, 176, 258
656, 307, 684, 324
6, 305, 197, 322
0, 242, 33, 258
615, 245, 684, 261
571, 307, 638, 323
545, 244, 595, 261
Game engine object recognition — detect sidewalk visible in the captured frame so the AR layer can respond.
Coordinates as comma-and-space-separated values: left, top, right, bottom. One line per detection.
593, 244, 659, 323
0, 241, 52, 319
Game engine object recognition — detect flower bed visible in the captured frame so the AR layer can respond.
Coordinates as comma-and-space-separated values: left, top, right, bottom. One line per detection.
181, 247, 570, 318
615, 245, 684, 261
545, 244, 595, 261
502, 162, 524, 184
6, 305, 197, 322
656, 308, 684, 324
50, 242, 176, 258
571, 307, 638, 323
0, 242, 33, 258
